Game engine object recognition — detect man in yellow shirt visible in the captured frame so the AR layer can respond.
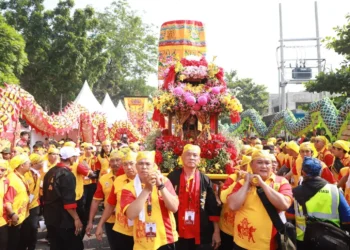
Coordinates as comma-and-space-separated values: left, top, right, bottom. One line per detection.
5, 154, 31, 250
121, 151, 179, 250
228, 150, 293, 250
0, 159, 11, 250
18, 153, 44, 250
94, 151, 137, 250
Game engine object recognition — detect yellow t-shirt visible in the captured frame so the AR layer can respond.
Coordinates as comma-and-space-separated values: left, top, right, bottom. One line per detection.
92, 172, 116, 224
6, 171, 30, 225
0, 177, 10, 226
79, 155, 97, 185
121, 178, 178, 250
232, 174, 293, 250
97, 154, 110, 177
24, 169, 41, 209
110, 174, 133, 236
219, 173, 238, 236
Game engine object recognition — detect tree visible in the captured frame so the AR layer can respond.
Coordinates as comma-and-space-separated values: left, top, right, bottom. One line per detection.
93, 0, 158, 103
1, 0, 109, 112
225, 70, 269, 115
0, 15, 28, 84
304, 14, 350, 104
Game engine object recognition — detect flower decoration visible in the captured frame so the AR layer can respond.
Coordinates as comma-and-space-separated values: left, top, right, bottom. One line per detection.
149, 133, 238, 174
153, 56, 243, 122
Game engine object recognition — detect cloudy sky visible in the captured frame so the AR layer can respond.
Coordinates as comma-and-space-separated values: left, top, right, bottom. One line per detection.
44, 0, 350, 93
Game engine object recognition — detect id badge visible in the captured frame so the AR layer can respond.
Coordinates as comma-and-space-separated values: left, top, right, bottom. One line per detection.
29, 194, 35, 203
145, 222, 156, 237
185, 210, 195, 225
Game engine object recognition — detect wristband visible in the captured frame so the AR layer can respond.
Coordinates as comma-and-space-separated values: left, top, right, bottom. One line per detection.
157, 183, 165, 191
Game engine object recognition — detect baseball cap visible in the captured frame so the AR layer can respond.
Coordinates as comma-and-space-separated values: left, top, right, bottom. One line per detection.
302, 157, 322, 177
60, 147, 76, 160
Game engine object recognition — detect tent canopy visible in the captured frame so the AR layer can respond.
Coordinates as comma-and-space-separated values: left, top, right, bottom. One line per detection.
101, 93, 118, 126
115, 100, 128, 121
74, 81, 103, 113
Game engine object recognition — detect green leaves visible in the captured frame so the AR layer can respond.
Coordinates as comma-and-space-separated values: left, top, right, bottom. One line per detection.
0, 15, 28, 84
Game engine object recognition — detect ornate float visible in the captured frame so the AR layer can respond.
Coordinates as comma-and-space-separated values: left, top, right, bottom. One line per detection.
149, 20, 243, 176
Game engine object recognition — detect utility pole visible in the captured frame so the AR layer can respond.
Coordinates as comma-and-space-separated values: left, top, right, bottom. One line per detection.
278, 1, 323, 111
279, 3, 286, 111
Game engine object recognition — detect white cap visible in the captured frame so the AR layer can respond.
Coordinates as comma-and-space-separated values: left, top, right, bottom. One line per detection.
73, 148, 81, 157
60, 147, 76, 160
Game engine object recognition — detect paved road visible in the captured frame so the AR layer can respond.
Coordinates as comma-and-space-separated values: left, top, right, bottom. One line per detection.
35, 214, 110, 250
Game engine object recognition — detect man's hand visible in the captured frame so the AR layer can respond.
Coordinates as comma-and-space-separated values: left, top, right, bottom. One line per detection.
250, 174, 265, 187
145, 174, 156, 192
212, 230, 221, 250
74, 218, 83, 236
86, 221, 94, 237
95, 225, 104, 241
154, 170, 163, 186
10, 213, 19, 225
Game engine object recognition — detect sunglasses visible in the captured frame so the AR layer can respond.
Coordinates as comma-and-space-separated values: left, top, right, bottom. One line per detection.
0, 168, 7, 172
300, 150, 311, 154
332, 146, 343, 151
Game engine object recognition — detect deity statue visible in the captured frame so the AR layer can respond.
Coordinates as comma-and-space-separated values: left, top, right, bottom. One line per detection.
183, 115, 200, 141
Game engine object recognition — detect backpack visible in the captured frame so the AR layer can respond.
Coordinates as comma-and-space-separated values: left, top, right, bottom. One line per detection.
302, 202, 350, 250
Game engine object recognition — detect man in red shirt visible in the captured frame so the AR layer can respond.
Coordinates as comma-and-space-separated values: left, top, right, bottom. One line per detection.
314, 136, 334, 168
167, 144, 221, 250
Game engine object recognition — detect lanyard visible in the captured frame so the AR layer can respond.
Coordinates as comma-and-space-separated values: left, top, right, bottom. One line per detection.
185, 175, 196, 208
147, 194, 152, 217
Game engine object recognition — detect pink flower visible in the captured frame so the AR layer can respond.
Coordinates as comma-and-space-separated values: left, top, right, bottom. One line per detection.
185, 95, 196, 106
198, 95, 208, 106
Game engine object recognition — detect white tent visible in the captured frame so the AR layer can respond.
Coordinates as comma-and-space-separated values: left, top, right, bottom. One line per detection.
115, 100, 128, 121
101, 93, 118, 126
74, 80, 103, 113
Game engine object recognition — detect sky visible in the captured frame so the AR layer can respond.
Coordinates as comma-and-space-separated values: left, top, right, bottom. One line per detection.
44, 0, 350, 94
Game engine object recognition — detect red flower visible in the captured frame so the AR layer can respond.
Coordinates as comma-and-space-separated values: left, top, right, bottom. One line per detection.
155, 151, 163, 165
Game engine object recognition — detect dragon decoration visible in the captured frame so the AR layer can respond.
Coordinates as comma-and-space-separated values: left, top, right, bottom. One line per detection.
0, 84, 143, 143
231, 97, 350, 141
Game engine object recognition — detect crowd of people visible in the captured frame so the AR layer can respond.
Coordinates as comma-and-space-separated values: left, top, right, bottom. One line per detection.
0, 132, 350, 250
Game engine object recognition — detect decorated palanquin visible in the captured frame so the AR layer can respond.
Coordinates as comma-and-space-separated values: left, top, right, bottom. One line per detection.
151, 20, 243, 176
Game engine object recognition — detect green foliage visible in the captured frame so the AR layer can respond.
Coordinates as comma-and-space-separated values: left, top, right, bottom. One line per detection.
93, 0, 158, 103
223, 69, 269, 120
1, 0, 109, 111
0, 15, 28, 84
304, 14, 350, 104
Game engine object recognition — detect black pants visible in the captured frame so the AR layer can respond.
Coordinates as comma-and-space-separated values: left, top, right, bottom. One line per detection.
158, 243, 176, 250
111, 229, 134, 250
219, 230, 233, 250
176, 238, 213, 250
7, 224, 21, 250
0, 225, 8, 250
47, 225, 84, 250
83, 183, 96, 224
17, 206, 40, 250
76, 198, 86, 237
104, 222, 117, 250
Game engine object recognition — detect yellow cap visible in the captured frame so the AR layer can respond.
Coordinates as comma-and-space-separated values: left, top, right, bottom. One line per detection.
112, 141, 118, 144
245, 147, 257, 156
239, 155, 251, 167
48, 147, 60, 154
266, 141, 274, 146
315, 136, 328, 145
63, 141, 76, 148
30, 153, 44, 164
254, 138, 262, 145
95, 141, 101, 146
129, 142, 140, 151
14, 146, 24, 154
10, 154, 30, 169
300, 142, 316, 155
280, 142, 286, 149
267, 137, 277, 145
287, 141, 299, 154
0, 159, 9, 169
110, 150, 124, 159
255, 144, 263, 150
183, 144, 201, 154
123, 151, 137, 162
102, 140, 111, 146
136, 151, 155, 163
333, 140, 349, 152
251, 150, 271, 161
84, 143, 93, 149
